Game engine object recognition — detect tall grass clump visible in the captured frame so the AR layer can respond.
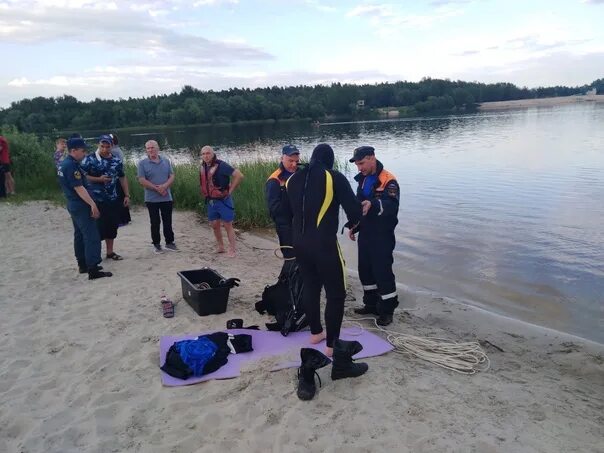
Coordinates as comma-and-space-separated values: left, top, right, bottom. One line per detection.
0, 126, 61, 201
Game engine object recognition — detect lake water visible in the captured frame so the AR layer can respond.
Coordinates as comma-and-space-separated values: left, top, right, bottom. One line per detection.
108, 103, 604, 343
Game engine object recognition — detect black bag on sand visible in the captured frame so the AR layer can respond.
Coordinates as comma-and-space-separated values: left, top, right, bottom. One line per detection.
255, 261, 308, 336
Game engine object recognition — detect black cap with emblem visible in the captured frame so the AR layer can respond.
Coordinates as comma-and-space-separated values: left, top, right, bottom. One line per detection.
349, 145, 375, 163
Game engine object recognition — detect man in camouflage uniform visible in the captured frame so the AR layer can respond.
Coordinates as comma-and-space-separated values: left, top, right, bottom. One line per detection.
81, 135, 131, 261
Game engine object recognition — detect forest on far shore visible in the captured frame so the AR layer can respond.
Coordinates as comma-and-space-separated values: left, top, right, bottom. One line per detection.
1, 77, 602, 134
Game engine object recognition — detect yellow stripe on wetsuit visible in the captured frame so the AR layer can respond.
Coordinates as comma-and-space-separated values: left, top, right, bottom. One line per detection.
316, 170, 333, 227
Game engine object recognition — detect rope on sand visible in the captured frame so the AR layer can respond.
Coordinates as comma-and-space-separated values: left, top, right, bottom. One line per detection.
344, 317, 490, 375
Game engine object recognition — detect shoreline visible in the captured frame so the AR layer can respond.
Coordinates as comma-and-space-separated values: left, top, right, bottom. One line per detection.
1, 201, 602, 452
478, 94, 604, 111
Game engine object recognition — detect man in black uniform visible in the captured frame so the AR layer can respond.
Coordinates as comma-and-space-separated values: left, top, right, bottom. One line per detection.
348, 146, 399, 326
58, 137, 112, 280
265, 144, 300, 275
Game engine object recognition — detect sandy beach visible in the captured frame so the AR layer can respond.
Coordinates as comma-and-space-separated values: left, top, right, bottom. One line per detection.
0, 201, 602, 453
478, 94, 604, 111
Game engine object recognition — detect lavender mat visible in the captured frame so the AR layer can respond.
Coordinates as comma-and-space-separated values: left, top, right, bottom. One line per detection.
160, 328, 393, 387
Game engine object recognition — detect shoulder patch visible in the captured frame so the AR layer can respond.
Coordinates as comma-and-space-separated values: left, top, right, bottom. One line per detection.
386, 181, 398, 197
74, 170, 81, 180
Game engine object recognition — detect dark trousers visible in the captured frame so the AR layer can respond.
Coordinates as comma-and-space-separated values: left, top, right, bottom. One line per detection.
146, 201, 174, 245
358, 231, 398, 315
68, 204, 102, 269
0, 168, 6, 198
295, 239, 346, 348
116, 183, 131, 224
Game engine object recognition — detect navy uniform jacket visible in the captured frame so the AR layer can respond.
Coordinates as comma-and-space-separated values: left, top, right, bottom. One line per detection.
80, 152, 124, 203
265, 163, 294, 228
58, 155, 90, 210
354, 160, 399, 234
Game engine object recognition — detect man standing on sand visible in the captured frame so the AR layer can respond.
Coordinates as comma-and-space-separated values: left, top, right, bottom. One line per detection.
137, 140, 178, 254
0, 136, 15, 197
81, 135, 130, 261
348, 146, 400, 326
199, 145, 244, 258
265, 144, 300, 275
58, 137, 112, 280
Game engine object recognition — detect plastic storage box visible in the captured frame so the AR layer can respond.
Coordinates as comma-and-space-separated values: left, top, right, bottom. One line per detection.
177, 268, 230, 316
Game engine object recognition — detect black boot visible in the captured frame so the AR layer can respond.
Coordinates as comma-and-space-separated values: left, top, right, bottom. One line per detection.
377, 296, 398, 326
80, 264, 103, 274
331, 339, 369, 380
353, 290, 380, 315
297, 348, 331, 401
88, 268, 113, 280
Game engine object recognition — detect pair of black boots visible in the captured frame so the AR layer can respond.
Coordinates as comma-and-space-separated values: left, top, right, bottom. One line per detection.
297, 339, 369, 401
78, 263, 113, 280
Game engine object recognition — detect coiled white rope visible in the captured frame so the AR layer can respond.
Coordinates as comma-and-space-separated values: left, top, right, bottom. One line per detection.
344, 316, 490, 375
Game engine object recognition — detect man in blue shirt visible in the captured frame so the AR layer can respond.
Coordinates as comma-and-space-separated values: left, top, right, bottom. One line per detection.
81, 135, 130, 260
199, 145, 244, 257
58, 137, 112, 279
137, 140, 177, 253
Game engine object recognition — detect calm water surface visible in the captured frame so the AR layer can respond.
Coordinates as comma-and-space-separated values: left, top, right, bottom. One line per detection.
99, 103, 604, 343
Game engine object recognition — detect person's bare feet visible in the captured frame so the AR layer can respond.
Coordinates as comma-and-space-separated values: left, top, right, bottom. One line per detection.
227, 248, 236, 258
215, 247, 225, 254
310, 331, 326, 344
325, 347, 333, 357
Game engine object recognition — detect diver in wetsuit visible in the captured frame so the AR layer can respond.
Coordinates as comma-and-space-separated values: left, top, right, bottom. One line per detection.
286, 143, 364, 357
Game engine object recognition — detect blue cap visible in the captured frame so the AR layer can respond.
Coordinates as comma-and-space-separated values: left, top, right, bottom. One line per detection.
67, 138, 88, 150
99, 134, 113, 144
282, 144, 300, 156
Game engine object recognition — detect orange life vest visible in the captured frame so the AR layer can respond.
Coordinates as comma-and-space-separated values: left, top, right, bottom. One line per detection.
200, 160, 229, 200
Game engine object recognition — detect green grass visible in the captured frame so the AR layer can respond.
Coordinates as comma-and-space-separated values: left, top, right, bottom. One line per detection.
2, 127, 354, 228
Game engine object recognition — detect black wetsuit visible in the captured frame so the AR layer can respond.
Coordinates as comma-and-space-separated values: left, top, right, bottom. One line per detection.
286, 144, 362, 347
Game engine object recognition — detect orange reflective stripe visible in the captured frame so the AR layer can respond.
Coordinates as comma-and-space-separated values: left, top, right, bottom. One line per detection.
267, 168, 284, 185
376, 169, 397, 191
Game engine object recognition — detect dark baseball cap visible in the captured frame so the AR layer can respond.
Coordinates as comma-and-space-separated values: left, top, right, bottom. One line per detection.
67, 138, 88, 150
98, 134, 113, 144
349, 145, 375, 162
282, 144, 300, 156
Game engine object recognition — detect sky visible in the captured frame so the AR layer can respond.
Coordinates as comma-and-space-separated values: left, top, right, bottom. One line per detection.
0, 0, 603, 108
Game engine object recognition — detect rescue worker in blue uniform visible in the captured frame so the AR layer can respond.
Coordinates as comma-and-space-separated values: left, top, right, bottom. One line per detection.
348, 146, 399, 326
265, 144, 300, 275
80, 134, 130, 260
286, 143, 363, 357
58, 137, 112, 279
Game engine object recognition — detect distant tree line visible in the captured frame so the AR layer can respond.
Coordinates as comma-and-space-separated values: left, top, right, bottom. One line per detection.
1, 77, 602, 133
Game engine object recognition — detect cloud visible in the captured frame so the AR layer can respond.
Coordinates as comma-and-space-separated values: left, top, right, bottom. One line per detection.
303, 0, 337, 13
346, 3, 462, 30
452, 34, 594, 57
582, 0, 604, 4
0, 2, 271, 66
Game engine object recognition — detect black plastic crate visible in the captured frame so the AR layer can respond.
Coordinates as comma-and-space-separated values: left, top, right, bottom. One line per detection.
177, 268, 230, 316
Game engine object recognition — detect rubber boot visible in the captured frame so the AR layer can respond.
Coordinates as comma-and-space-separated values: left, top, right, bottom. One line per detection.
331, 339, 369, 380
353, 289, 380, 315
297, 348, 331, 401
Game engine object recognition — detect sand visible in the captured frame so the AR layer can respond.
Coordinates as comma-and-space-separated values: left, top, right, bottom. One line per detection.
0, 201, 602, 453
478, 94, 604, 111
